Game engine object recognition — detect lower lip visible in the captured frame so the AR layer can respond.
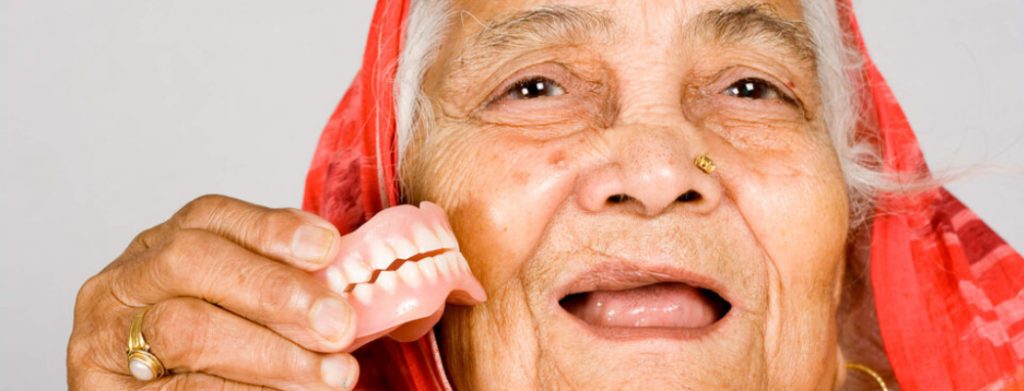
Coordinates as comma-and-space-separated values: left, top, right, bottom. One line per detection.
562, 318, 728, 341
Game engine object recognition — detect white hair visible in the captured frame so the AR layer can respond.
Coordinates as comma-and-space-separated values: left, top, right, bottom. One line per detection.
395, 0, 451, 165
799, 0, 892, 228
393, 0, 903, 229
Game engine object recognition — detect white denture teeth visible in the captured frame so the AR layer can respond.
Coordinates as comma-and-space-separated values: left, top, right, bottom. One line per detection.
387, 238, 419, 261
368, 241, 398, 270
435, 226, 459, 250
455, 253, 471, 274
411, 224, 443, 253
343, 247, 460, 293
396, 260, 423, 289
316, 202, 492, 347
418, 256, 440, 284
325, 266, 348, 294
435, 252, 453, 277
374, 271, 399, 293
341, 255, 373, 285
351, 283, 375, 305
444, 252, 462, 277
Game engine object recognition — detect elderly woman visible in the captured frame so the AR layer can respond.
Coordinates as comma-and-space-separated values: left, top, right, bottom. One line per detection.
67, 0, 1023, 390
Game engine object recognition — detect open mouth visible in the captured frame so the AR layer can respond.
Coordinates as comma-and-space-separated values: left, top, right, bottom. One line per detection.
560, 282, 731, 329
556, 266, 732, 334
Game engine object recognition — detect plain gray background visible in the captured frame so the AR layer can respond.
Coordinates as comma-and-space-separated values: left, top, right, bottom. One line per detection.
2, 1, 1022, 389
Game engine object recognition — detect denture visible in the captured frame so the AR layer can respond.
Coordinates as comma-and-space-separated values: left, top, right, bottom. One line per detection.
312, 202, 486, 351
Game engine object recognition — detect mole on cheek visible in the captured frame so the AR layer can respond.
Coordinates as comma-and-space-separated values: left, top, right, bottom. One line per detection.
547, 150, 566, 167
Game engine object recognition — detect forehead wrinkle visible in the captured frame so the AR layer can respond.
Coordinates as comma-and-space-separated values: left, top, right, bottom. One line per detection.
452, 6, 613, 75
690, 4, 817, 65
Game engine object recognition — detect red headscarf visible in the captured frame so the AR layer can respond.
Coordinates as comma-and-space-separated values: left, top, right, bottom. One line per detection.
303, 1, 1024, 389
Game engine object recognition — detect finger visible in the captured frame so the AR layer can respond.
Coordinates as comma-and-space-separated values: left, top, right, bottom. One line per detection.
141, 372, 270, 391
170, 194, 341, 271
142, 297, 359, 391
121, 223, 172, 260
113, 229, 355, 351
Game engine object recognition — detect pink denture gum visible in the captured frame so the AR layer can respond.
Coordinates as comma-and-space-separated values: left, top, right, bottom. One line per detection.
312, 202, 486, 351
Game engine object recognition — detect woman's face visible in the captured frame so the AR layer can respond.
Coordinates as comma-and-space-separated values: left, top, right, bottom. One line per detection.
404, 0, 850, 389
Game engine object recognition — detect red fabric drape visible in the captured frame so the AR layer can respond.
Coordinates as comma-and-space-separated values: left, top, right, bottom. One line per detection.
837, 2, 1024, 390
303, 1, 1024, 389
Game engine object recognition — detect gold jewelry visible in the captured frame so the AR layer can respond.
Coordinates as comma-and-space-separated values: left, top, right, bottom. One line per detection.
845, 363, 888, 391
694, 154, 716, 175
126, 308, 166, 381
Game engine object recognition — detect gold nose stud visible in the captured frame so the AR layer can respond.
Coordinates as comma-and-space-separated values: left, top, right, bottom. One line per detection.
694, 154, 716, 175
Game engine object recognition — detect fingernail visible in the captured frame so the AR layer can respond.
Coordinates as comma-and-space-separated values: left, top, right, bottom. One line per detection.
321, 354, 355, 389
292, 225, 334, 264
311, 297, 351, 342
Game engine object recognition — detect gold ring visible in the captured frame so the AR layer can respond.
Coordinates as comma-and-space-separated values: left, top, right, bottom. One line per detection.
126, 308, 166, 381
694, 154, 716, 175
845, 363, 888, 391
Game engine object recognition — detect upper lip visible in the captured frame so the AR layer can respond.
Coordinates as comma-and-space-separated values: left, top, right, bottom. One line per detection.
552, 258, 733, 308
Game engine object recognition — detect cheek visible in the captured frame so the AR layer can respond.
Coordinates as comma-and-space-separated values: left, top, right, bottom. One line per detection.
415, 126, 584, 293
719, 140, 849, 297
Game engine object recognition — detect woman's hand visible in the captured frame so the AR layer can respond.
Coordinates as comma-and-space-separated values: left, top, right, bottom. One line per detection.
67, 195, 359, 390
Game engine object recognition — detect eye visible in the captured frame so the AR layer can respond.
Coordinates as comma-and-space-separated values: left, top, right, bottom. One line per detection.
507, 77, 566, 100
722, 78, 784, 100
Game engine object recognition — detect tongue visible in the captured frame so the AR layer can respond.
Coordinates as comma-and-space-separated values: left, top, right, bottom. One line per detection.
564, 282, 720, 328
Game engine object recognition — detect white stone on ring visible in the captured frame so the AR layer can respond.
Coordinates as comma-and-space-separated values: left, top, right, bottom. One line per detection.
129, 357, 156, 381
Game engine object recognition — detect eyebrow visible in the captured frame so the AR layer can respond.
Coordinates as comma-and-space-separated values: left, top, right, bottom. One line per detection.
691, 5, 817, 64
450, 4, 816, 85
454, 6, 612, 74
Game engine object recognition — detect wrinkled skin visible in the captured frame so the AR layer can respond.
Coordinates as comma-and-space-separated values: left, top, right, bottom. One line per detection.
402, 0, 851, 389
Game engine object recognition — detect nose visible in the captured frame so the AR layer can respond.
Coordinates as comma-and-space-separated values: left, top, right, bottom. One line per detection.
575, 126, 722, 217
